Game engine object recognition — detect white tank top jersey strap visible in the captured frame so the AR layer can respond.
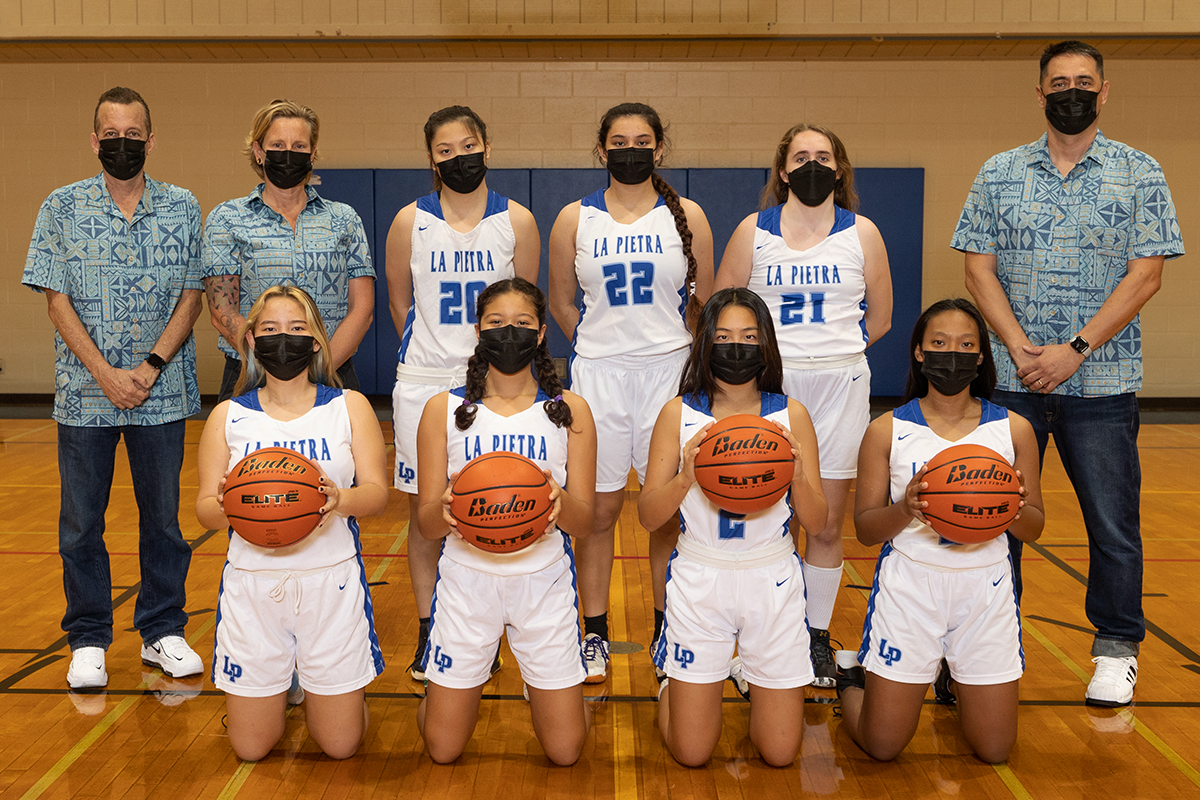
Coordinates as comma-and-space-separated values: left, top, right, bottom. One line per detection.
888, 397, 1015, 570
399, 190, 517, 371
676, 392, 797, 555
572, 188, 691, 359
749, 204, 869, 361
223, 385, 360, 571
443, 386, 572, 576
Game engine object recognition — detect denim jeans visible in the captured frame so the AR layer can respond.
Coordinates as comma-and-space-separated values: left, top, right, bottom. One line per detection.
218, 355, 359, 402
993, 390, 1143, 656
57, 420, 191, 650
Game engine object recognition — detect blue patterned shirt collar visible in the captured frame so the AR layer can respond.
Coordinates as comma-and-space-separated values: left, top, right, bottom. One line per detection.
246, 182, 326, 211
81, 171, 162, 217
1025, 130, 1109, 170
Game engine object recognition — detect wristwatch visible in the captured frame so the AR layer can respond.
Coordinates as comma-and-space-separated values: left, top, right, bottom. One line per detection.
1069, 335, 1092, 357
144, 352, 167, 371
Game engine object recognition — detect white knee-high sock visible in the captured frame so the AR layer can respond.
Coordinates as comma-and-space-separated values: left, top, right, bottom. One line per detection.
802, 561, 843, 631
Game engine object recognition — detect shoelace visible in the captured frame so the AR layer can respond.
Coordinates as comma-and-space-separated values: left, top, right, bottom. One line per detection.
1092, 656, 1135, 680
811, 633, 840, 666
582, 636, 609, 662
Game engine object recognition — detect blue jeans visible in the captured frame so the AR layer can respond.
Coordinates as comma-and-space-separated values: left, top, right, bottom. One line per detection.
57, 420, 191, 650
993, 390, 1143, 656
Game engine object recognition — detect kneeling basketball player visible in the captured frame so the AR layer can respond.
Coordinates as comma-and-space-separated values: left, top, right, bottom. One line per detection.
838, 298, 1044, 763
415, 278, 598, 766
639, 288, 827, 767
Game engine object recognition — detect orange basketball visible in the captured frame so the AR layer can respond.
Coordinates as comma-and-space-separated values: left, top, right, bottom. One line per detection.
920, 443, 1020, 544
450, 451, 553, 554
693, 414, 795, 515
223, 447, 325, 548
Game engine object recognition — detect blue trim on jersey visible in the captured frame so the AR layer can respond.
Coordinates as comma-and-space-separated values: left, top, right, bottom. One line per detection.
979, 398, 1010, 424
313, 384, 342, 407
231, 390, 262, 411
830, 205, 857, 235
210, 561, 230, 684
892, 397, 925, 426
1008, 552, 1025, 672
232, 384, 341, 410
676, 283, 688, 323
757, 203, 856, 238
561, 533, 587, 674
581, 188, 606, 211
423, 538, 447, 672
416, 192, 443, 219
653, 548, 680, 670
349, 515, 386, 676
483, 190, 509, 219
859, 299, 870, 344
760, 391, 788, 416
398, 305, 416, 363
682, 392, 712, 415
858, 541, 893, 665
450, 385, 467, 401
449, 384, 548, 404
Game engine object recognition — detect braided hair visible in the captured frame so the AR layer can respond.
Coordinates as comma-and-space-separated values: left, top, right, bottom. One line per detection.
454, 277, 574, 431
597, 103, 701, 331
759, 123, 859, 213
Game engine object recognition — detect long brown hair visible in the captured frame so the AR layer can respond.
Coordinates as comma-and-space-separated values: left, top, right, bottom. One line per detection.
423, 105, 489, 192
759, 123, 859, 212
597, 103, 701, 331
234, 285, 340, 396
678, 288, 784, 402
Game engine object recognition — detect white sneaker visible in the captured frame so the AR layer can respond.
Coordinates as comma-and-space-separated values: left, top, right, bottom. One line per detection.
286, 670, 305, 706
141, 635, 204, 678
729, 656, 750, 701
582, 633, 609, 684
1086, 655, 1137, 707
67, 647, 108, 690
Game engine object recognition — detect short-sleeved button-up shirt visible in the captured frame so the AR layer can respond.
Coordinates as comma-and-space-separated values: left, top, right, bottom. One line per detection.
202, 184, 375, 359
952, 131, 1184, 397
22, 173, 202, 427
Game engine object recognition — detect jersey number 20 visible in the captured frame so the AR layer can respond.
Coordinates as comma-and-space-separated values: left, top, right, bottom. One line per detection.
440, 281, 488, 324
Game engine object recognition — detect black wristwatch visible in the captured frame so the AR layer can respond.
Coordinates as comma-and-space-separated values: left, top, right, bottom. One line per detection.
1069, 335, 1092, 357
144, 352, 167, 371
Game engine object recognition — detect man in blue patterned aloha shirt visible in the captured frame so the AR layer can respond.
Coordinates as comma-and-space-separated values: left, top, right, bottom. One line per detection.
954, 41, 1184, 709
202, 98, 375, 402
22, 87, 205, 690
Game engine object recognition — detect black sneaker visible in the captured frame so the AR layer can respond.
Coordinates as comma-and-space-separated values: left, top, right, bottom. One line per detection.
409, 631, 429, 681
810, 628, 838, 689
834, 651, 866, 698
933, 658, 957, 705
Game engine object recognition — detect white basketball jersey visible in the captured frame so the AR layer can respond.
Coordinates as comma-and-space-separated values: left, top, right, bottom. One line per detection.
443, 387, 572, 576
399, 191, 517, 368
748, 205, 868, 360
677, 392, 795, 551
888, 398, 1015, 569
224, 385, 360, 571
572, 189, 691, 359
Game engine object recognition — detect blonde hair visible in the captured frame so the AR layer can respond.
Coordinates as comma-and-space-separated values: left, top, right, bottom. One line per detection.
234, 285, 340, 395
759, 123, 859, 212
243, 99, 320, 180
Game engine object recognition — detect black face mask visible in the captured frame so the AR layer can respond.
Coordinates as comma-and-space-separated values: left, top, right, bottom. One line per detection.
605, 147, 656, 185
478, 325, 539, 375
1044, 88, 1100, 136
921, 351, 979, 397
710, 343, 766, 386
437, 152, 488, 194
254, 333, 316, 381
262, 150, 312, 190
785, 161, 838, 207
97, 137, 146, 181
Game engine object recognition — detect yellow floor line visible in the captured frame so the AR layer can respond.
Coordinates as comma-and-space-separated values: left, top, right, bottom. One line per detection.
368, 522, 409, 584
1022, 619, 1200, 790
842, 560, 1035, 800
0, 422, 57, 443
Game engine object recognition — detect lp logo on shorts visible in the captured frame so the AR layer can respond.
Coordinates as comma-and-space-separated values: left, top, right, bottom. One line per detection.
397, 461, 415, 484
222, 656, 243, 683
673, 644, 695, 670
878, 638, 902, 667
432, 645, 453, 673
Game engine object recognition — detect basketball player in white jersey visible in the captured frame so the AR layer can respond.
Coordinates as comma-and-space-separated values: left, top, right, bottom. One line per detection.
197, 285, 389, 761
387, 106, 540, 681
415, 278, 596, 765
836, 299, 1043, 763
639, 288, 826, 767
548, 103, 714, 683
716, 124, 893, 687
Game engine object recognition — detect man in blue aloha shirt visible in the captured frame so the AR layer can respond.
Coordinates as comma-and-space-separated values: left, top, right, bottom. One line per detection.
954, 41, 1184, 709
22, 87, 205, 690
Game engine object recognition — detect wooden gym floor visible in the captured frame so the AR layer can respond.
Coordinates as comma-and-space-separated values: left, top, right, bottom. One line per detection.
1, 417, 1199, 799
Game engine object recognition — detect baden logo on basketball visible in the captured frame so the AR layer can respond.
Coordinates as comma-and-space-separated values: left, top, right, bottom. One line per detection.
694, 415, 795, 515
450, 451, 554, 554
920, 443, 1021, 544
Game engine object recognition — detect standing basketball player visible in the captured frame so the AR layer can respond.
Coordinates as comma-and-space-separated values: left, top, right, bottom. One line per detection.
415, 278, 597, 765
715, 124, 892, 687
387, 106, 540, 681
640, 288, 826, 767
548, 103, 714, 683
837, 298, 1043, 763
197, 286, 388, 761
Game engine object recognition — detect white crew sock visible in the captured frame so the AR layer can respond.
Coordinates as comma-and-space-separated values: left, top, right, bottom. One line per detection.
802, 561, 843, 631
